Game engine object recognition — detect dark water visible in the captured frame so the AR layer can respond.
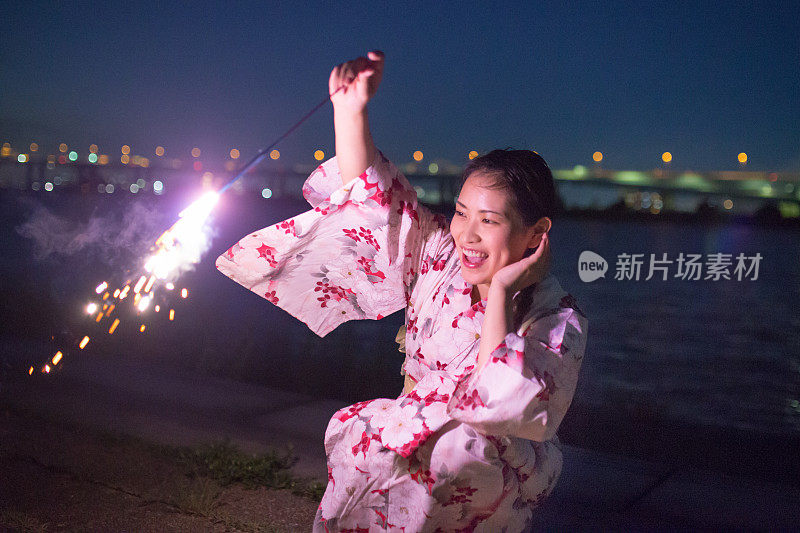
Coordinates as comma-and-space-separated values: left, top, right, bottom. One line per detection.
2, 190, 799, 438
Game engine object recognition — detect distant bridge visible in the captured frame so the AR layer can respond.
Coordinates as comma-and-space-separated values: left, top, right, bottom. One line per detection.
1, 158, 798, 215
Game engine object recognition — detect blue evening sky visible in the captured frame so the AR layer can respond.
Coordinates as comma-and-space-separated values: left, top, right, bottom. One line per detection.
1, 0, 798, 170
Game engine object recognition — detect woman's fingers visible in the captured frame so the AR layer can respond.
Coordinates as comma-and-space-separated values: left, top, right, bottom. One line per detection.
330, 51, 386, 103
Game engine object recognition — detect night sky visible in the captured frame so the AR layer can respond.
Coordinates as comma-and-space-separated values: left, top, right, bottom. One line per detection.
1, 0, 798, 171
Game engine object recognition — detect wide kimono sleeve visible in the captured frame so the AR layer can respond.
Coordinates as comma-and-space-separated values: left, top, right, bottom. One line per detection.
446, 300, 588, 442
215, 150, 448, 337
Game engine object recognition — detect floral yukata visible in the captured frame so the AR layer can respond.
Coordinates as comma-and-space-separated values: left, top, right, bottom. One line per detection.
216, 150, 588, 532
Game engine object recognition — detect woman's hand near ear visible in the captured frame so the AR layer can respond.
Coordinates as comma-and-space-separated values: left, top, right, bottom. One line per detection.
490, 232, 551, 295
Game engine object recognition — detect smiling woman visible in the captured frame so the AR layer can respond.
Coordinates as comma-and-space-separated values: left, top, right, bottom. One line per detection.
216, 51, 588, 532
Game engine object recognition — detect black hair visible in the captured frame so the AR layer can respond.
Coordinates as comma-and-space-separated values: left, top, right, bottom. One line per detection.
461, 149, 563, 226
459, 149, 564, 330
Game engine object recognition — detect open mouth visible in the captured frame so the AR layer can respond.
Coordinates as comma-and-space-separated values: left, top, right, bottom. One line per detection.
461, 249, 488, 268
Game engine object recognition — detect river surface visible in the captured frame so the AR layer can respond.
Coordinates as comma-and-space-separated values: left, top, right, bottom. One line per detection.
2, 188, 799, 437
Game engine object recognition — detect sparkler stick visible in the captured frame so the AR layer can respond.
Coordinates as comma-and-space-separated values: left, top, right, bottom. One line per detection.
30, 86, 345, 375
219, 86, 343, 194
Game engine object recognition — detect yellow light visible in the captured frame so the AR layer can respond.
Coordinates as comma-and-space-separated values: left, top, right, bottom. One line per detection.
191, 147, 201, 158
109, 318, 120, 334
155, 305, 160, 312
113, 288, 120, 298
106, 304, 115, 316
169, 309, 175, 321
121, 145, 130, 155
44, 365, 51, 374
229, 148, 240, 159
468, 151, 479, 160
29, 366, 34, 375
95, 312, 104, 322
86, 302, 98, 314
52, 351, 63, 365
662, 152, 672, 163
155, 146, 165, 157
30, 142, 39, 152
89, 144, 98, 153
119, 285, 130, 299
139, 324, 146, 332
593, 151, 603, 162
99, 154, 109, 165
723, 199, 734, 209
59, 143, 68, 153
121, 154, 130, 164
738, 152, 748, 164
413, 150, 423, 162
270, 149, 280, 160
79, 336, 90, 349
314, 149, 325, 161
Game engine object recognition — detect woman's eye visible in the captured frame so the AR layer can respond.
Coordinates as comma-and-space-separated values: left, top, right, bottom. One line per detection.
455, 210, 465, 217
482, 218, 496, 224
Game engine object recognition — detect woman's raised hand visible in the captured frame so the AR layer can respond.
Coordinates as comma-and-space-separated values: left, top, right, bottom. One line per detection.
329, 51, 385, 113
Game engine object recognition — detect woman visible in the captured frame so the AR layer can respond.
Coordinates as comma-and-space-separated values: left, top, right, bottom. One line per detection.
217, 50, 588, 532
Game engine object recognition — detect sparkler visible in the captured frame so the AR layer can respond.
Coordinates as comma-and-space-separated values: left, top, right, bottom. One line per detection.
29, 87, 344, 375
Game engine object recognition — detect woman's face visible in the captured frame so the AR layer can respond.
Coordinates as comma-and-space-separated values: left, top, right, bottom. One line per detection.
450, 171, 542, 297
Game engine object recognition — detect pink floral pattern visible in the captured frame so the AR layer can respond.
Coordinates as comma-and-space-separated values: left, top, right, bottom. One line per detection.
217, 151, 588, 532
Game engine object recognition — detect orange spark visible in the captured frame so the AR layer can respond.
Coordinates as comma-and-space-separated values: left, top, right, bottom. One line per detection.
79, 336, 90, 349
52, 351, 63, 365
139, 324, 146, 332
169, 309, 175, 321
109, 318, 120, 334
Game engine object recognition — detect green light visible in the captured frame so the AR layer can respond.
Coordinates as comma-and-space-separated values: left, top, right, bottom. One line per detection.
88, 153, 98, 163
573, 165, 587, 178
675, 173, 713, 192
613, 171, 650, 185
778, 202, 800, 218
428, 163, 439, 174
68, 151, 78, 161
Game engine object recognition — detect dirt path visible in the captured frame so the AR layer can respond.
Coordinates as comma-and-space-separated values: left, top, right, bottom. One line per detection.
1, 406, 321, 532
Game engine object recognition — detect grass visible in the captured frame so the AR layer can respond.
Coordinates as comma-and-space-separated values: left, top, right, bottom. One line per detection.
1, 404, 324, 531
158, 440, 326, 500
0, 509, 51, 532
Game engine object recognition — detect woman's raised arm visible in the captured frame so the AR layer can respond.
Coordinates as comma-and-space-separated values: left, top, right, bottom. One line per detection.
329, 50, 384, 185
